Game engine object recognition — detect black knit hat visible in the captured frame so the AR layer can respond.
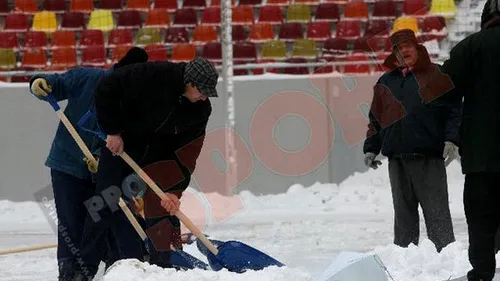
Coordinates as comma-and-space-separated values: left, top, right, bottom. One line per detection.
114, 47, 149, 69
184, 57, 219, 97
481, 0, 500, 28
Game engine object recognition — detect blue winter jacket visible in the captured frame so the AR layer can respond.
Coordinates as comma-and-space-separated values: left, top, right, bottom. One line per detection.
29, 67, 110, 180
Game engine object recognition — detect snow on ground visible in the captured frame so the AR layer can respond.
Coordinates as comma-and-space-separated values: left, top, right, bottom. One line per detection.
1, 159, 498, 281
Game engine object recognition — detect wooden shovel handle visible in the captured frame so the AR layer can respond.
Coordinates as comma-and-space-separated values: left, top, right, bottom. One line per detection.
119, 152, 219, 255
118, 198, 148, 241
56, 110, 97, 164
0, 244, 57, 255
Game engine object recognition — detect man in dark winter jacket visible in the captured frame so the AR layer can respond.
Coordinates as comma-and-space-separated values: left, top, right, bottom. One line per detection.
439, 1, 500, 279
79, 57, 216, 274
29, 47, 149, 281
363, 29, 461, 253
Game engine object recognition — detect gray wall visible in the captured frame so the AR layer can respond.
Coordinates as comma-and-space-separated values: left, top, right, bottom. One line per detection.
0, 74, 380, 201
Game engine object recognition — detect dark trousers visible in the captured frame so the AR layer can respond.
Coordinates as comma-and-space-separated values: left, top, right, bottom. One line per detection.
464, 173, 500, 281
145, 215, 181, 268
388, 155, 455, 252
79, 147, 146, 276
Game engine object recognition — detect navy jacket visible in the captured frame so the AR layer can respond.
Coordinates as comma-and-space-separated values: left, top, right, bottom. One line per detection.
29, 68, 109, 179
364, 48, 462, 159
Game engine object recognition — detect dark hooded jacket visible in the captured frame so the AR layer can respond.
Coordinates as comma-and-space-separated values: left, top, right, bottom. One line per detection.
441, 3, 500, 173
363, 46, 462, 159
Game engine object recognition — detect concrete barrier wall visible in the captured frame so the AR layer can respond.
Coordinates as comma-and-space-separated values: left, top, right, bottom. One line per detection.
0, 73, 380, 202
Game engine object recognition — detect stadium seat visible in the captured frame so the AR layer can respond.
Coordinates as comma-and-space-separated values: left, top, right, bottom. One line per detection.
314, 3, 339, 22
145, 44, 168, 61
306, 22, 331, 41
261, 40, 286, 60
154, 0, 177, 11
170, 43, 196, 62
0, 33, 19, 49
70, 0, 94, 13
201, 42, 222, 62
258, 5, 283, 24
293, 0, 319, 6
286, 4, 311, 23
239, 0, 262, 6
51, 30, 76, 49
60, 12, 86, 30
343, 53, 370, 74
87, 10, 115, 32
420, 15, 447, 41
343, 2, 369, 20
0, 0, 9, 14
283, 58, 309, 75
108, 29, 133, 47
117, 10, 142, 29
335, 20, 361, 39
322, 37, 348, 57
22, 31, 48, 50
182, 0, 206, 9
365, 19, 391, 38
233, 60, 249, 76
81, 45, 106, 66
292, 39, 316, 58
403, 0, 428, 16
143, 44, 168, 61
50, 47, 77, 68
99, 0, 122, 10
232, 5, 254, 25
126, 0, 150, 11
0, 49, 17, 69
232, 25, 246, 41
430, 0, 456, 19
145, 9, 170, 27
173, 8, 198, 27
313, 57, 334, 74
266, 0, 288, 6
352, 38, 371, 52
79, 30, 104, 47
321, 0, 347, 5
32, 11, 58, 33
110, 45, 132, 63
234, 41, 256, 61
21, 48, 47, 68
392, 16, 419, 34
4, 14, 29, 32
279, 22, 303, 40
193, 25, 218, 44
43, 0, 66, 13
249, 23, 275, 42
372, 1, 398, 19
135, 28, 162, 45
164, 27, 189, 44
14, 0, 37, 14
201, 7, 220, 26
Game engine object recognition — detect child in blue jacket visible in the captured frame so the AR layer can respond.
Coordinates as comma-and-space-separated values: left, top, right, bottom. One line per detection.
29, 48, 148, 281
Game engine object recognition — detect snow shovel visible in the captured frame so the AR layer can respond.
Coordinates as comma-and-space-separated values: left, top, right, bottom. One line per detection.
78, 110, 286, 273
44, 96, 208, 271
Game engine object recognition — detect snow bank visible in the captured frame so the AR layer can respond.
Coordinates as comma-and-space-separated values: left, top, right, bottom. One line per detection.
103, 259, 312, 281
0, 199, 49, 224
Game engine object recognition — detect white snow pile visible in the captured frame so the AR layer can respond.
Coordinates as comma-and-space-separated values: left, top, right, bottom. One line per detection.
103, 259, 312, 281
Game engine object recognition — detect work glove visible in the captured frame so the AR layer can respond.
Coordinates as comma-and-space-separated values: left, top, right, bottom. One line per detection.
30, 78, 52, 97
83, 156, 99, 173
364, 152, 382, 169
443, 141, 458, 166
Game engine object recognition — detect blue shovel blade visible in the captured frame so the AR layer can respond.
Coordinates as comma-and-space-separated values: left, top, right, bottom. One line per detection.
197, 239, 285, 273
170, 249, 209, 270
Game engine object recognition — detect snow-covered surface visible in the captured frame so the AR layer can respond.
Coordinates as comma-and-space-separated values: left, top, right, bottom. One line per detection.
1, 159, 499, 281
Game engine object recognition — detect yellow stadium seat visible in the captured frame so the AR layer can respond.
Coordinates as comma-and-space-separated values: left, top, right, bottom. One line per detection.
430, 0, 456, 19
135, 28, 162, 45
88, 10, 115, 32
32, 11, 57, 33
0, 49, 16, 69
286, 4, 311, 23
292, 39, 317, 58
261, 40, 287, 60
392, 16, 419, 35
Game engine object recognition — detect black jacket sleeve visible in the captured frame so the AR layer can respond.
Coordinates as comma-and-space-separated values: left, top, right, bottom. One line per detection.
363, 81, 383, 155
94, 71, 126, 135
442, 92, 462, 146
442, 36, 474, 91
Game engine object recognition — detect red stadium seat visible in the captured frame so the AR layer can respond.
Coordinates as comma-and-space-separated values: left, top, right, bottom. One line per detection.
343, 53, 370, 74
0, 0, 9, 14
79, 29, 104, 47
249, 23, 275, 42
322, 37, 349, 57
22, 49, 48, 69
145, 9, 170, 27
352, 38, 371, 53
99, 0, 122, 10
343, 2, 368, 20
70, 0, 94, 13
234, 42, 256, 61
4, 14, 29, 32
50, 47, 77, 69
44, 0, 66, 13
232, 25, 247, 41
22, 31, 48, 50
306, 22, 331, 41
154, 0, 177, 11
239, 0, 262, 6
335, 20, 361, 39
14, 0, 38, 14
201, 7, 220, 26
110, 45, 133, 63
372, 1, 398, 19
258, 5, 283, 24
164, 27, 190, 44
145, 44, 168, 61
283, 58, 309, 75
171, 43, 196, 62
60, 12, 86, 30
192, 25, 218, 44
420, 16, 447, 41
201, 42, 222, 62
117, 10, 142, 29
365, 19, 391, 38
51, 30, 76, 49
279, 22, 303, 41
209, 0, 235, 6
0, 32, 19, 49
182, 0, 206, 9
173, 8, 198, 27
266, 0, 288, 6
232, 5, 254, 25
314, 3, 339, 22
108, 29, 133, 47
403, 0, 428, 16
127, 0, 150, 11
81, 45, 106, 67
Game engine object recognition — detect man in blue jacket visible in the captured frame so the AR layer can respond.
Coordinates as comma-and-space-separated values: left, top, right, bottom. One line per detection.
363, 29, 462, 253
29, 47, 148, 281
